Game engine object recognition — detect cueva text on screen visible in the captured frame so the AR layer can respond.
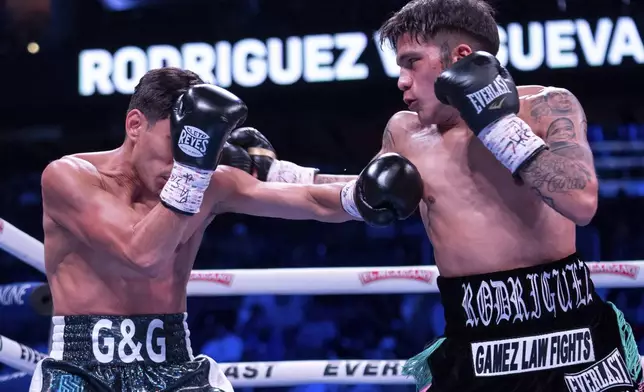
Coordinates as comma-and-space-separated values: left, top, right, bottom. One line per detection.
78, 17, 644, 96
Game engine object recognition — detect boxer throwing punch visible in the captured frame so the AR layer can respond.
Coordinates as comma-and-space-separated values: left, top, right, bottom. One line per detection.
379, 1, 641, 391
230, 1, 643, 391
33, 68, 422, 392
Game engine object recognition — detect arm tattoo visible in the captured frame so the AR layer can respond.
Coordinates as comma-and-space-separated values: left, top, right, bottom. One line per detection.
521, 148, 591, 194
520, 89, 594, 210
529, 90, 576, 123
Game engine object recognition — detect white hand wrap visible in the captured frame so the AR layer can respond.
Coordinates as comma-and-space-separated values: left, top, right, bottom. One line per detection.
477, 115, 546, 173
340, 180, 362, 219
160, 161, 213, 215
266, 160, 318, 184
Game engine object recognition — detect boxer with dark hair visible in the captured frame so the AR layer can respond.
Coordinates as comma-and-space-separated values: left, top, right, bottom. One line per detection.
33, 67, 423, 392
230, 1, 642, 391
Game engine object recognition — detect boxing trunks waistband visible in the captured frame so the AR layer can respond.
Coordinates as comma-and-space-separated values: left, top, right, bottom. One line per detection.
49, 313, 194, 366
437, 254, 599, 340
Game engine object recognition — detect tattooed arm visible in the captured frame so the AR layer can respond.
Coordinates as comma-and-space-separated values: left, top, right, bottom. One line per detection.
517, 88, 598, 226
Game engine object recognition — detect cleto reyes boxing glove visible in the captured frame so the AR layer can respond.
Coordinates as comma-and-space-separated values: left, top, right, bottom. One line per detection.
161, 84, 248, 215
341, 153, 423, 227
435, 51, 547, 174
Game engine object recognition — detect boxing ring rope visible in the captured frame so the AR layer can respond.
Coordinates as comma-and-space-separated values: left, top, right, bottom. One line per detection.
0, 219, 45, 274
0, 332, 411, 386
2, 218, 644, 387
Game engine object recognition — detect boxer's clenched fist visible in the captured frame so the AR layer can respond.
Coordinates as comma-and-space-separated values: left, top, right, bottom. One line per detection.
435, 51, 546, 174
161, 84, 247, 215
341, 153, 423, 227
219, 142, 253, 174
225, 127, 319, 184
223, 127, 276, 180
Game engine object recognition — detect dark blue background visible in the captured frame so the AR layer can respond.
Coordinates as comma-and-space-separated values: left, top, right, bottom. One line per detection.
1, 0, 644, 391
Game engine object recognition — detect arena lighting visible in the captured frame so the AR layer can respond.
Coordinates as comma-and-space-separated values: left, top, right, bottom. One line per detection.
100, 0, 151, 11
78, 16, 644, 95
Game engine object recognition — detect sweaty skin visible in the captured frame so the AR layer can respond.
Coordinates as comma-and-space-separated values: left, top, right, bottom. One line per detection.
378, 86, 594, 277
42, 138, 351, 316
316, 85, 596, 277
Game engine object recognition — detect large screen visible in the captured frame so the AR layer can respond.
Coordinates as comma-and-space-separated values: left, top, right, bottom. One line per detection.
77, 16, 644, 96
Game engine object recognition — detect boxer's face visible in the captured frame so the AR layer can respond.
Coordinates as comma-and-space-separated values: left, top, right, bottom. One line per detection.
395, 33, 461, 126
126, 111, 174, 194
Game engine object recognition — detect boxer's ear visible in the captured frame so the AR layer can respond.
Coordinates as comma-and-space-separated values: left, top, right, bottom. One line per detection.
125, 109, 146, 141
452, 44, 473, 63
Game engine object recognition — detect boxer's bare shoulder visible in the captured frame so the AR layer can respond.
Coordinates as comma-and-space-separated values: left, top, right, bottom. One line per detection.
42, 155, 103, 209
380, 110, 440, 156
518, 85, 587, 139
42, 152, 131, 200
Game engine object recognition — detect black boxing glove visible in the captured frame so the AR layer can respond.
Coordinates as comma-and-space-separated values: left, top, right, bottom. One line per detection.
161, 84, 247, 215
340, 153, 423, 227
226, 127, 276, 181
435, 51, 546, 174
219, 142, 253, 174
226, 127, 319, 183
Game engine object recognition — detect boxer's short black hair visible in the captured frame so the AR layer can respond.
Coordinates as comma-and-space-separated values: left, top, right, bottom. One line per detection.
378, 0, 499, 55
127, 67, 204, 125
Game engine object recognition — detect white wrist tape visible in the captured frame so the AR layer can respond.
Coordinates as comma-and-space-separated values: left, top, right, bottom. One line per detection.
340, 180, 362, 220
266, 160, 318, 184
477, 115, 547, 173
160, 161, 213, 214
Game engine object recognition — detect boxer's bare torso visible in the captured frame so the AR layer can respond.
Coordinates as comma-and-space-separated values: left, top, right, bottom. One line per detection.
381, 86, 592, 277
42, 152, 217, 315
43, 146, 349, 315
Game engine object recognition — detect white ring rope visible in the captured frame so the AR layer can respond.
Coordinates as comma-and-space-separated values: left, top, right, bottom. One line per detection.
187, 262, 644, 295
1, 218, 643, 295
2, 217, 644, 387
0, 333, 411, 386
1, 333, 644, 387
0, 219, 45, 274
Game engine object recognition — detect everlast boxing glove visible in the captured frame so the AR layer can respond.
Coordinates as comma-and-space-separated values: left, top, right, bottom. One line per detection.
340, 153, 423, 227
225, 127, 318, 183
160, 84, 248, 215
435, 51, 547, 174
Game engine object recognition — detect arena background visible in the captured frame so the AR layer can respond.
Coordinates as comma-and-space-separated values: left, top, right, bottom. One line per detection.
1, 0, 644, 390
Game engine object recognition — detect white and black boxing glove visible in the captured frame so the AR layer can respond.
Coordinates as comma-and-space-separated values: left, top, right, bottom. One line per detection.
435, 51, 547, 174
340, 153, 423, 227
160, 84, 247, 215
224, 127, 318, 183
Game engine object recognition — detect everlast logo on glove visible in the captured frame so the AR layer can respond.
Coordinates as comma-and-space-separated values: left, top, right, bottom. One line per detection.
466, 75, 512, 115
178, 126, 210, 158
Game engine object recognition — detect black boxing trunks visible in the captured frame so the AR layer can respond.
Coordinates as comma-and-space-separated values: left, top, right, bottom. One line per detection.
403, 255, 643, 392
29, 313, 232, 392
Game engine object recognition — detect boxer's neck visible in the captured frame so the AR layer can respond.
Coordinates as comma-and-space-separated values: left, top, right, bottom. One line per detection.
107, 144, 157, 204
436, 114, 468, 134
